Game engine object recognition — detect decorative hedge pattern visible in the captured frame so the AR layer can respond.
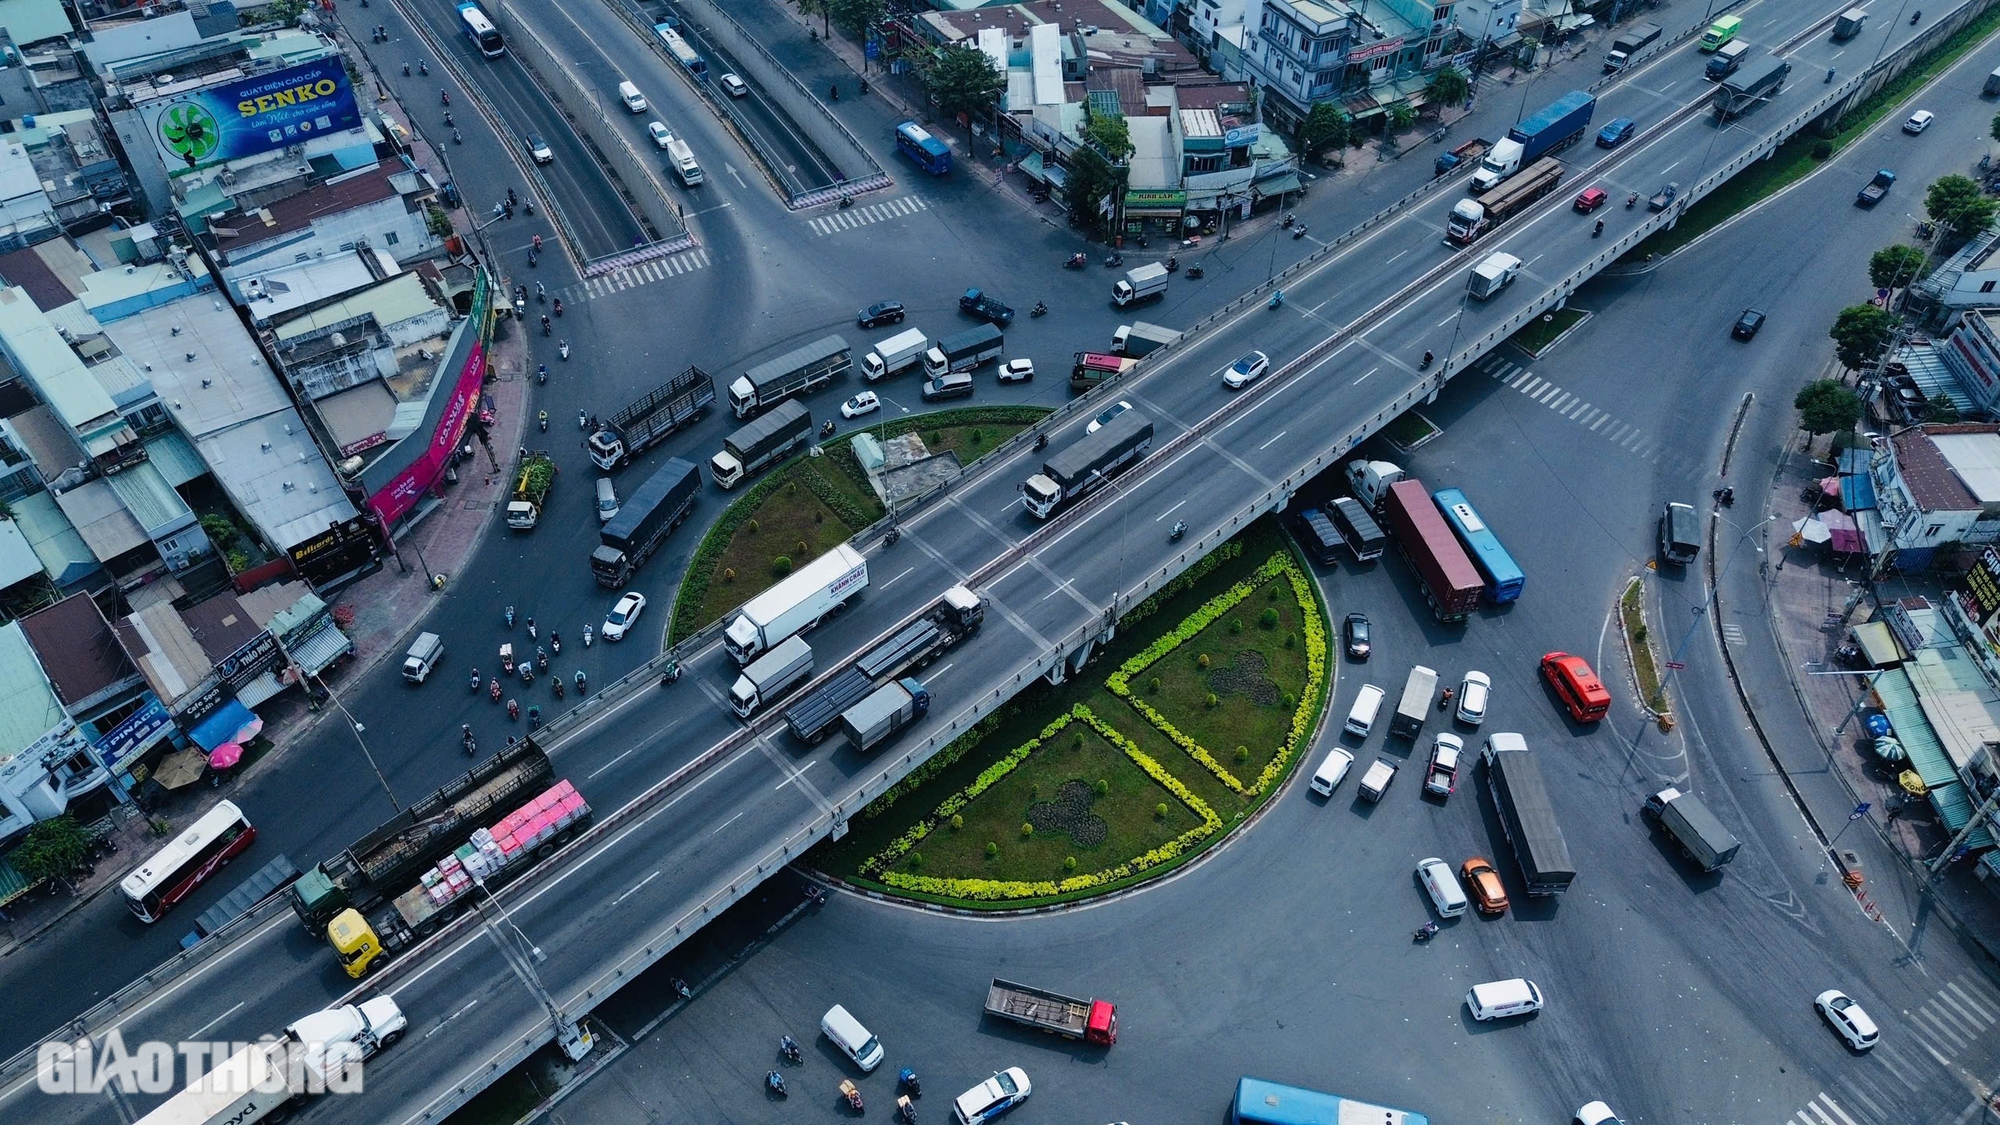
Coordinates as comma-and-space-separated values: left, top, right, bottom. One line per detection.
1105, 553, 1326, 797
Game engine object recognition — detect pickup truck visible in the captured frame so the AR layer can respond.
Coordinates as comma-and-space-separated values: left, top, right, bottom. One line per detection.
958, 288, 1015, 326
1424, 735, 1462, 799
1647, 182, 1679, 212
1857, 169, 1895, 207
1434, 138, 1489, 178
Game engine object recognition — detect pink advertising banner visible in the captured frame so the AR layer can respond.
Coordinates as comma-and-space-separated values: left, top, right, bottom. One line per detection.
368, 338, 484, 527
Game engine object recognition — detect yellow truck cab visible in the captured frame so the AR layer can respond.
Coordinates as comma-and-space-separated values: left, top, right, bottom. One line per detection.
329, 908, 384, 977
1700, 15, 1742, 50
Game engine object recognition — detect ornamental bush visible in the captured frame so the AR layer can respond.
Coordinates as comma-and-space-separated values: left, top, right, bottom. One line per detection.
1229, 617, 1244, 635
985, 841, 998, 858
1205, 692, 1218, 709
1156, 803, 1169, 819
772, 556, 793, 576
1260, 607, 1280, 629
1021, 822, 1035, 838
1197, 653, 1212, 669
1095, 778, 1110, 796
1149, 676, 1161, 692
1235, 745, 1250, 762
1064, 856, 1077, 871
950, 813, 963, 830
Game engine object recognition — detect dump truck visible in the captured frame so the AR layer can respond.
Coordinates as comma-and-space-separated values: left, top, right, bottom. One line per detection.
1467, 252, 1523, 300
1857, 169, 1895, 207
1642, 787, 1742, 872
288, 738, 553, 935
1381, 479, 1483, 623
1112, 321, 1180, 357
862, 327, 930, 381
923, 323, 1005, 379
983, 978, 1118, 1045
1327, 497, 1386, 561
728, 335, 850, 418
1713, 55, 1790, 121
842, 677, 930, 752
588, 365, 715, 470
1446, 158, 1563, 246
505, 450, 557, 530
326, 778, 591, 976
184, 853, 299, 946
1482, 733, 1576, 896
958, 287, 1015, 326
1603, 22, 1662, 72
590, 456, 700, 588
1111, 262, 1170, 307
140, 1000, 408, 1124
1470, 90, 1594, 192
1022, 410, 1154, 519
1390, 664, 1440, 739
784, 585, 984, 743
710, 400, 812, 489
729, 635, 815, 718
724, 543, 869, 664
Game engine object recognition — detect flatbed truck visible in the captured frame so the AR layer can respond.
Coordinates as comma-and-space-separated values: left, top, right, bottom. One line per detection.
983, 978, 1118, 1044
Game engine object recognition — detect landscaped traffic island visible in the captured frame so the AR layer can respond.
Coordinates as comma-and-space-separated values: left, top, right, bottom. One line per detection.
818, 520, 1331, 908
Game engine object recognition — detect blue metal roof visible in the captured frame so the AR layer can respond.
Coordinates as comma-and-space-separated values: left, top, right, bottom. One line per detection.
1875, 669, 1995, 848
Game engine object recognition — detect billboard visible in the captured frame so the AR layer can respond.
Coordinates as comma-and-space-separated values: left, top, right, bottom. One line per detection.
143, 57, 361, 175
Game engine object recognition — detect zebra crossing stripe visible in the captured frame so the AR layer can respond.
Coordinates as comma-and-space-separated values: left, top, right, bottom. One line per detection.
1943, 980, 1995, 1022
1813, 1093, 1863, 1125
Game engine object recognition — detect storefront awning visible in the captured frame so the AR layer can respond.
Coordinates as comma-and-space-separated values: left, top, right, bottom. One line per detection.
1018, 152, 1048, 184
1853, 621, 1907, 668
188, 699, 256, 752
1876, 669, 1996, 847
1254, 172, 1303, 199
287, 622, 354, 677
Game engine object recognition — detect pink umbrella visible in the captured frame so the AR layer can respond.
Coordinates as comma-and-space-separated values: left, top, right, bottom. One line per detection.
207, 742, 244, 771
232, 716, 264, 743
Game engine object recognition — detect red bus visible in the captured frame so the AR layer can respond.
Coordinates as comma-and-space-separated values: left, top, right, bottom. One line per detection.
120, 800, 256, 922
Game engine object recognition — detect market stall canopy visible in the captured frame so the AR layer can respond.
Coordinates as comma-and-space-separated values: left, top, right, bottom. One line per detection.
152, 747, 208, 789
1854, 621, 1908, 668
1822, 509, 1864, 554
1792, 516, 1832, 544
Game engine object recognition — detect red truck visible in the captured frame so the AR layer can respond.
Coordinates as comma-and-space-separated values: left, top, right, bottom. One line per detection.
1381, 479, 1483, 623
984, 978, 1117, 1045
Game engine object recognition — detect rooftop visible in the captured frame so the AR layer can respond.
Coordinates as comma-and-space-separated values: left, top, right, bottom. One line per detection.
179, 590, 263, 663
12, 491, 96, 587
1890, 424, 2000, 512
0, 622, 67, 761
101, 290, 284, 439
54, 478, 148, 560
117, 601, 212, 705
210, 164, 404, 257
0, 287, 119, 430
19, 592, 137, 707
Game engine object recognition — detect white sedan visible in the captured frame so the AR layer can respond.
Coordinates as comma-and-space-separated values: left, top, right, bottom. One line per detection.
1815, 989, 1880, 1050
601, 592, 647, 641
647, 121, 673, 149
1903, 109, 1934, 134
1223, 350, 1270, 389
1087, 400, 1131, 434
841, 392, 880, 419
1456, 670, 1491, 725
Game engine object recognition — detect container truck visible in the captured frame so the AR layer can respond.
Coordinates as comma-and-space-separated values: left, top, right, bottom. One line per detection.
710, 400, 811, 489
1381, 480, 1483, 623
1111, 263, 1170, 307
1390, 664, 1440, 739
923, 323, 1005, 379
729, 635, 814, 717
1602, 22, 1661, 72
590, 456, 700, 588
1642, 786, 1741, 872
1447, 159, 1563, 246
1469, 90, 1594, 193
724, 543, 869, 664
588, 365, 715, 470
1713, 55, 1790, 121
1467, 252, 1523, 300
182, 854, 299, 947
1327, 497, 1386, 561
288, 738, 553, 935
1345, 459, 1407, 511
1022, 410, 1153, 519
958, 287, 1015, 326
505, 450, 557, 530
841, 677, 930, 752
785, 586, 985, 742
1481, 733, 1576, 896
1111, 321, 1180, 357
136, 1000, 408, 1125
1833, 7, 1868, 40
983, 978, 1118, 1045
728, 335, 850, 418
1071, 351, 1138, 390
326, 778, 591, 976
862, 327, 930, 381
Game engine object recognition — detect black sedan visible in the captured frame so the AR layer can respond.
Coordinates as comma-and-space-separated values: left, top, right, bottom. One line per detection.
857, 300, 906, 329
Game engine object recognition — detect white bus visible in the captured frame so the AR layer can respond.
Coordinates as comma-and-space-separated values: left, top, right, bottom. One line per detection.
120, 799, 256, 922
458, 2, 505, 58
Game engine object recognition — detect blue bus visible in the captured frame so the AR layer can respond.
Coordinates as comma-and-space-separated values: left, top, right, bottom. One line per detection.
660, 27, 706, 77
1432, 487, 1526, 604
456, 3, 504, 58
1232, 1077, 1429, 1125
894, 121, 951, 175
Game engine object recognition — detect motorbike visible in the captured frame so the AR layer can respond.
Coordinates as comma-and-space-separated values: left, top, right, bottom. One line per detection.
441, 89, 450, 106
821, 419, 838, 438
420, 60, 429, 75
1414, 922, 1439, 943
490, 678, 502, 702
897, 1095, 917, 1124
1438, 688, 1455, 712
1592, 219, 1604, 238
501, 644, 516, 674
1104, 252, 1124, 268
528, 707, 543, 733
462, 727, 477, 757
537, 364, 548, 385
559, 339, 571, 361
535, 282, 545, 303
541, 315, 552, 337
507, 699, 521, 721
805, 882, 826, 907
583, 624, 594, 647
506, 604, 516, 628
883, 527, 902, 548
553, 677, 565, 699
829, 84, 839, 101
553, 298, 563, 317
841, 1079, 865, 1112
767, 1072, 788, 1098
452, 129, 462, 145
1419, 351, 1435, 371
1713, 486, 1735, 507
1064, 253, 1087, 270
528, 618, 538, 640
404, 62, 412, 76
1033, 432, 1048, 451
1827, 67, 1836, 83
1912, 10, 1921, 24
575, 670, 589, 696
1186, 265, 1204, 280
443, 111, 454, 129
1165, 256, 1179, 273
536, 647, 549, 672
672, 977, 691, 999
1030, 301, 1048, 318
520, 662, 534, 685
898, 1069, 921, 1096
1281, 213, 1295, 228
1170, 520, 1187, 542
1626, 192, 1638, 209
1269, 291, 1285, 310
781, 1035, 804, 1065
471, 671, 483, 693
661, 659, 680, 686
551, 633, 561, 654
538, 410, 548, 432
1292, 224, 1309, 240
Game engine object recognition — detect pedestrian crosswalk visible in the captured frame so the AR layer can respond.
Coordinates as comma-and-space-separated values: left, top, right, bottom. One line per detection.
1473, 355, 1659, 460
573, 247, 710, 301
1777, 976, 2000, 1125
1784, 1091, 1866, 1125
807, 194, 929, 236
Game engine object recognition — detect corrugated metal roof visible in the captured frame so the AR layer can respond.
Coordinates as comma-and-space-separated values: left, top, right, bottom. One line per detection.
1876, 668, 1997, 847
11, 491, 96, 585
0, 288, 119, 429
105, 461, 191, 535
286, 617, 351, 675
0, 518, 42, 588
145, 431, 209, 487
53, 478, 147, 559
0, 621, 67, 760
270, 272, 435, 342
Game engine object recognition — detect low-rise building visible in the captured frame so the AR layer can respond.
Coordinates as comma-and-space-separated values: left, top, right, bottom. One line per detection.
1870, 423, 2000, 572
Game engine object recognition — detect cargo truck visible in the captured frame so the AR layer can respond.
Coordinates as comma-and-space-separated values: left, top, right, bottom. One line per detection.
958, 287, 1015, 326
841, 677, 930, 752
1381, 480, 1483, 623
1602, 22, 1661, 72
588, 365, 716, 470
288, 738, 553, 935
1294, 507, 1343, 565
1642, 787, 1741, 872
590, 456, 700, 588
724, 543, 869, 664
1470, 90, 1594, 193
1705, 40, 1751, 80
183, 853, 299, 946
1467, 252, 1523, 300
1112, 321, 1180, 357
728, 335, 850, 418
983, 978, 1118, 1045
326, 778, 591, 976
505, 450, 557, 530
1022, 410, 1153, 519
138, 1000, 408, 1125
1857, 169, 1895, 207
1111, 263, 1170, 307
1358, 757, 1398, 802
1071, 351, 1138, 391
710, 400, 811, 489
1447, 159, 1563, 246
665, 135, 702, 186
1391, 664, 1440, 739
1833, 7, 1868, 40
1481, 733, 1576, 896
1345, 459, 1407, 511
862, 327, 930, 381
1327, 497, 1386, 561
730, 635, 814, 717
923, 323, 1005, 379
784, 585, 985, 742
1713, 55, 1789, 121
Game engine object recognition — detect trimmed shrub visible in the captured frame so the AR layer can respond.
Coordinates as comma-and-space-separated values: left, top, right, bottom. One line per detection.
908, 852, 923, 869
1155, 803, 1169, 819
985, 841, 999, 858
1229, 617, 1245, 635
1260, 607, 1280, 628
1094, 778, 1110, 796
746, 518, 760, 534
1234, 745, 1250, 762
1064, 856, 1077, 871
1205, 692, 1219, 709
1149, 676, 1161, 692
722, 567, 736, 583
1021, 822, 1035, 838
1197, 653, 1211, 670
950, 813, 963, 830
772, 556, 793, 576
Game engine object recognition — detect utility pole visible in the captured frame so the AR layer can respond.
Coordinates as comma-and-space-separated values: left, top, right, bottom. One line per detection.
474, 876, 594, 1061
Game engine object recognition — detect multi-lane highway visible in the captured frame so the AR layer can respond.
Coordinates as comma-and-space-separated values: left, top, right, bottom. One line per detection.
9, 1, 1979, 1121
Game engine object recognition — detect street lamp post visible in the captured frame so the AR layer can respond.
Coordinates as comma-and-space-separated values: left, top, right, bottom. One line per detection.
312, 673, 400, 813
1667, 511, 1781, 672
473, 874, 594, 1061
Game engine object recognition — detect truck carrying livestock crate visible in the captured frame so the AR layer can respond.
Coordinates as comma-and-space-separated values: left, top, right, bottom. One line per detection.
983, 978, 1118, 1044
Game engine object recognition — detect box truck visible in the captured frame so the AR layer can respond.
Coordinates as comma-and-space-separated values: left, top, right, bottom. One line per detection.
590, 457, 700, 588
1111, 263, 1170, 307
729, 635, 815, 717
1022, 410, 1153, 519
710, 400, 811, 489
724, 543, 869, 664
841, 677, 930, 752
863, 327, 930, 381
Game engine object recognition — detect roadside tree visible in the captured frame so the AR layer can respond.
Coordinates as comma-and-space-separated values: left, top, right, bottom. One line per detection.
1868, 245, 1928, 291
1828, 304, 1897, 371
1794, 379, 1863, 441
1925, 174, 1999, 240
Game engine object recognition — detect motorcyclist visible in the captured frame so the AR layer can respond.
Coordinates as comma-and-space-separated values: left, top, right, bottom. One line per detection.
1031, 300, 1048, 316
441, 89, 450, 106
507, 698, 520, 720
536, 281, 546, 301
829, 84, 839, 101
443, 111, 454, 128
1421, 350, 1435, 368
553, 297, 563, 317
1166, 255, 1178, 271
538, 409, 548, 430
583, 624, 594, 646
575, 669, 588, 692
532, 234, 543, 253
541, 314, 552, 336
1626, 192, 1638, 209
471, 669, 482, 691
1593, 219, 1604, 237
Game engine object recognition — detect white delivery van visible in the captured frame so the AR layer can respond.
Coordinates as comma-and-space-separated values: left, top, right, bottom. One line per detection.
618, 81, 648, 113
1466, 978, 1544, 1021
596, 477, 619, 523
1344, 684, 1386, 738
1309, 747, 1354, 797
821, 1004, 884, 1071
1416, 857, 1469, 917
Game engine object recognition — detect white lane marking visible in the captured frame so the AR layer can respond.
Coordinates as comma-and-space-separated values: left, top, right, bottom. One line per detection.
1258, 431, 1288, 450
589, 745, 640, 779
882, 566, 915, 589
613, 871, 662, 906
931, 662, 955, 679
1661, 159, 1683, 174
1435, 312, 1456, 327
188, 1002, 245, 1040
1157, 500, 1187, 520
774, 761, 820, 791
425, 999, 477, 1039
1352, 367, 1378, 386
711, 811, 746, 836
1387, 249, 1409, 264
